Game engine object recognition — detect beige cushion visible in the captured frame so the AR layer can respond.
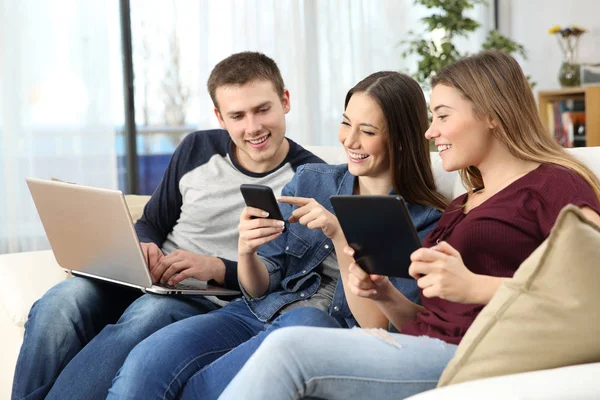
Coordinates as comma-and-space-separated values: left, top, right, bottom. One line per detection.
438, 205, 600, 386
124, 195, 151, 223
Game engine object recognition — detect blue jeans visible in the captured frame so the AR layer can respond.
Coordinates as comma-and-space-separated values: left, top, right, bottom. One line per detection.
179, 307, 341, 400
219, 326, 458, 400
107, 303, 342, 399
12, 277, 218, 400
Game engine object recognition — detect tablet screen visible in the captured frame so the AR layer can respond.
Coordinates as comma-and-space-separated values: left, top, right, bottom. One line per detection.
330, 195, 420, 278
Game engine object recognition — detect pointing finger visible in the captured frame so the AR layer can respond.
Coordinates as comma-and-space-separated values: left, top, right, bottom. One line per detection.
277, 196, 313, 206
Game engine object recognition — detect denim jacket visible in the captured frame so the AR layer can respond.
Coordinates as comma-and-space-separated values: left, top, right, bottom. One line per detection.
240, 163, 442, 325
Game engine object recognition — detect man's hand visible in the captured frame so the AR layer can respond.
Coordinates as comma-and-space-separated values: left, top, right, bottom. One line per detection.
140, 242, 164, 271
151, 250, 226, 286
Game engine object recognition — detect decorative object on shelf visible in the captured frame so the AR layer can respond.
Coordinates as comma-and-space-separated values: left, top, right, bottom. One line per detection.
549, 25, 586, 87
581, 63, 600, 86
400, 0, 532, 91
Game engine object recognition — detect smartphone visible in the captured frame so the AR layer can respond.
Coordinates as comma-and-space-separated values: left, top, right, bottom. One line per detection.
239, 184, 286, 231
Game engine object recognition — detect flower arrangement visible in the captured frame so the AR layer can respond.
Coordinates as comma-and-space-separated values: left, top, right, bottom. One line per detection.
548, 25, 587, 63
548, 25, 586, 87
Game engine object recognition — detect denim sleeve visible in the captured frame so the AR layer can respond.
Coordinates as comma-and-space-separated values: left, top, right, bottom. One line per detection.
388, 276, 420, 305
416, 208, 442, 242
238, 167, 304, 300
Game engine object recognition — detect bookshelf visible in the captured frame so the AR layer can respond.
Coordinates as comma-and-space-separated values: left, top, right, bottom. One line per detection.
538, 86, 600, 147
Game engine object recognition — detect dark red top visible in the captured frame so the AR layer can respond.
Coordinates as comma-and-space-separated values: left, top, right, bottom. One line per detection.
400, 164, 600, 345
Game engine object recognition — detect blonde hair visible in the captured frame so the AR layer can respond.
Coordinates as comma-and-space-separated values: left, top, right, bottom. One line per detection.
431, 50, 600, 202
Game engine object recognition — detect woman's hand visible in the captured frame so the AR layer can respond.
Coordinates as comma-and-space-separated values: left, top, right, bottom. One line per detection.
278, 196, 342, 239
238, 206, 285, 256
344, 245, 391, 301
409, 241, 479, 303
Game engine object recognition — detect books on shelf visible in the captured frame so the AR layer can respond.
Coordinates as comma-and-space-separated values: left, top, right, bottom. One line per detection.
562, 111, 586, 148
545, 99, 586, 148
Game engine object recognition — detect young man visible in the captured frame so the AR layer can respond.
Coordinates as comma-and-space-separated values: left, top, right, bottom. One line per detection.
12, 52, 323, 400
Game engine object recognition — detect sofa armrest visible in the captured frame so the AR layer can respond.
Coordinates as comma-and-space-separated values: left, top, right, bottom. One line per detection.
406, 362, 600, 400
0, 250, 67, 327
0, 307, 25, 400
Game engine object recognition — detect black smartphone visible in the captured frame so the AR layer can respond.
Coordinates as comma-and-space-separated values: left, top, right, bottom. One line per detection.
239, 184, 286, 231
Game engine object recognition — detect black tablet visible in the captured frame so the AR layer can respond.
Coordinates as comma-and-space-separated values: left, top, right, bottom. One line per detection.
330, 195, 421, 278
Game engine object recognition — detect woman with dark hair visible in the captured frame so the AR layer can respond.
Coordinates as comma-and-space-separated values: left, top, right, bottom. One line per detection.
108, 71, 446, 400
218, 51, 600, 400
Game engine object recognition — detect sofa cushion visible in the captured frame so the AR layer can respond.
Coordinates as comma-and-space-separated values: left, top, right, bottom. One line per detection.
408, 362, 600, 400
124, 195, 151, 223
438, 205, 600, 386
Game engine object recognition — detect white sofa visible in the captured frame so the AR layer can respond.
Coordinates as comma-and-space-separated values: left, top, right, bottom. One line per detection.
1, 146, 600, 399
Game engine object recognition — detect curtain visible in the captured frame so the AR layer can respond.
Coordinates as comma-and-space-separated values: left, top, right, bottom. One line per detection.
0, 0, 123, 253
131, 0, 491, 147
1, 0, 490, 253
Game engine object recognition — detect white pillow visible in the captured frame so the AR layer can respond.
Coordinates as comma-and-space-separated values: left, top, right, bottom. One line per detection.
406, 362, 600, 400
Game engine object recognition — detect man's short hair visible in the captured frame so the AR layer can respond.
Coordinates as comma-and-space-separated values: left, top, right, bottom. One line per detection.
207, 52, 285, 109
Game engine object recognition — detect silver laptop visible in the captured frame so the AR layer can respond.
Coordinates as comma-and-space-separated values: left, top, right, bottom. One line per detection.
26, 177, 240, 296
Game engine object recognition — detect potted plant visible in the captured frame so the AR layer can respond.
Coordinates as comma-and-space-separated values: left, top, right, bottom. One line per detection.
401, 0, 531, 90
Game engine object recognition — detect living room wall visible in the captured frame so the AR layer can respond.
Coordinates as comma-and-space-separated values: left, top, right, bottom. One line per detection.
499, 0, 600, 92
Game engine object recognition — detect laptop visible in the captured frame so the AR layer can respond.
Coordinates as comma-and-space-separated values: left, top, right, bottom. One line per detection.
26, 177, 240, 296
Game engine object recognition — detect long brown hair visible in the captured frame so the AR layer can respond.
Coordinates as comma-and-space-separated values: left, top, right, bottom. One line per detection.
346, 71, 448, 210
432, 50, 600, 202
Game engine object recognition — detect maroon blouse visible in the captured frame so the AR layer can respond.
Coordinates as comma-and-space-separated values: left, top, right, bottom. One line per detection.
400, 164, 600, 345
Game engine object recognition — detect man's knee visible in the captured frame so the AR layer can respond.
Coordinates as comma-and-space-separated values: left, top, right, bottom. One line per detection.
29, 278, 105, 322
117, 294, 209, 327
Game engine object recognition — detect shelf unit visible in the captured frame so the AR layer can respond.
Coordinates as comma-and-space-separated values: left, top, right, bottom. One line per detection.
538, 86, 600, 147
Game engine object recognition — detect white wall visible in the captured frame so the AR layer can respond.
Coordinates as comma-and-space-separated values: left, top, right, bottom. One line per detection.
499, 0, 600, 92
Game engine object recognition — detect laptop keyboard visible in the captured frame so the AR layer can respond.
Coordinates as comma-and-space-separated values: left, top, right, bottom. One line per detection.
174, 281, 206, 290
155, 279, 208, 290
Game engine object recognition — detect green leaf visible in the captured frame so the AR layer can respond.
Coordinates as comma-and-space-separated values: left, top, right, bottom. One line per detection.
400, 0, 530, 89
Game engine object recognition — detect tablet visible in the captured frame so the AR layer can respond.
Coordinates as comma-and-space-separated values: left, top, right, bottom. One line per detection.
330, 195, 421, 278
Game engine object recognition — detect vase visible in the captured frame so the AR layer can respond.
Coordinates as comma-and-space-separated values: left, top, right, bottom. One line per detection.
558, 48, 581, 87
558, 61, 581, 87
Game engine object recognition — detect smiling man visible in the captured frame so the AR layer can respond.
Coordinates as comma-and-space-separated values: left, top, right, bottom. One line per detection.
12, 52, 323, 400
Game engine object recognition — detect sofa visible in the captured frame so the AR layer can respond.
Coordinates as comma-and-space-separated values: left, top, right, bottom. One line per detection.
1, 145, 600, 399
